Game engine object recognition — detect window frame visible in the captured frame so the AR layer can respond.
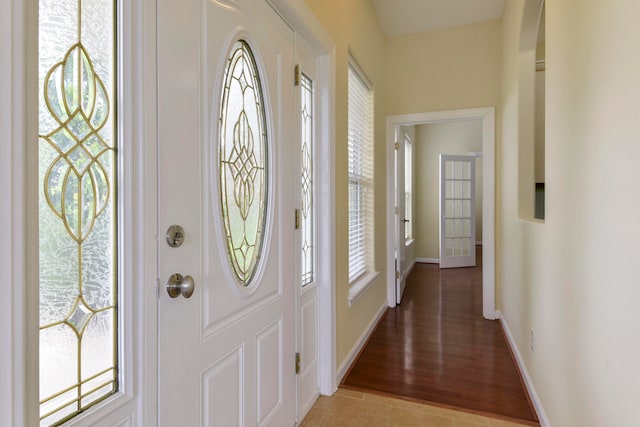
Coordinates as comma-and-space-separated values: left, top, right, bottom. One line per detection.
14, 1, 157, 425
37, 1, 120, 424
347, 58, 377, 306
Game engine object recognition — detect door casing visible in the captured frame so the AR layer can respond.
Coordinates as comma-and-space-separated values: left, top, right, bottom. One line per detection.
385, 107, 496, 320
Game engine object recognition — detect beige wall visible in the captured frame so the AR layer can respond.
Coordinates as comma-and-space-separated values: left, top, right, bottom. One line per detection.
414, 120, 483, 260
500, 0, 640, 425
304, 0, 388, 370
385, 19, 502, 116
304, 2, 501, 377
305, 3, 640, 423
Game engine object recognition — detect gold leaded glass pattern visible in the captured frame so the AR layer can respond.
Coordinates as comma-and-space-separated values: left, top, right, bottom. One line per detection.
220, 40, 268, 286
300, 73, 314, 287
38, 0, 117, 425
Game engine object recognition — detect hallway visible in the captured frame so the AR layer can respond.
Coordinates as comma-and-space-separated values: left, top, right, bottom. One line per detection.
341, 248, 538, 424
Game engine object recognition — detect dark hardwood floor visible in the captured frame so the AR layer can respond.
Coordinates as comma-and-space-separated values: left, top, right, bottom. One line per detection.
341, 247, 539, 424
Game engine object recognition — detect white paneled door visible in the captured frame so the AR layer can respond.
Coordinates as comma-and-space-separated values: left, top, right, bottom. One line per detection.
395, 127, 408, 304
157, 1, 296, 425
439, 155, 476, 269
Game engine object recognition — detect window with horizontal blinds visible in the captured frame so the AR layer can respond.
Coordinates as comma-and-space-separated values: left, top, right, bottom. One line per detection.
348, 62, 374, 283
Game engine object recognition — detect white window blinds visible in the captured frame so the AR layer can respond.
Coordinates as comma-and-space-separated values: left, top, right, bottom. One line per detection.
348, 62, 374, 282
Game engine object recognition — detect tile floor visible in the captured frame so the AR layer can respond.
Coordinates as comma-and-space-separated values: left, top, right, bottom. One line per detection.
298, 389, 536, 427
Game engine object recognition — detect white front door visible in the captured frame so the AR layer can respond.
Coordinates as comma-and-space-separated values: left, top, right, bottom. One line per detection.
439, 155, 476, 269
157, 1, 296, 425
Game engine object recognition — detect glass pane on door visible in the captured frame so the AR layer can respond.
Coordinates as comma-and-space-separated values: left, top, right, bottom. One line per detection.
300, 72, 314, 287
38, 0, 117, 424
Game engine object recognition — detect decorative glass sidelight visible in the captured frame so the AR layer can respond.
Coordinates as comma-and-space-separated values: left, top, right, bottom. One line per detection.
38, 0, 117, 425
300, 73, 314, 287
219, 40, 268, 286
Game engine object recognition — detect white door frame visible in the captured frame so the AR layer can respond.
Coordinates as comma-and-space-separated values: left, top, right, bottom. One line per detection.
267, 0, 338, 397
385, 107, 496, 320
1, 2, 32, 425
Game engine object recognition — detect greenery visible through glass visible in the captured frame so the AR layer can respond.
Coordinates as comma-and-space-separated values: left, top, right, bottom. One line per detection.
38, 0, 117, 425
219, 40, 268, 286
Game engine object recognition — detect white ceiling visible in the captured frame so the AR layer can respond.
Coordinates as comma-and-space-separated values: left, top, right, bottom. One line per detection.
371, 0, 506, 37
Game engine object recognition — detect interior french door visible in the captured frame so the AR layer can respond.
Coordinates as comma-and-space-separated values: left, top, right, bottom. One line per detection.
439, 154, 476, 269
157, 0, 297, 425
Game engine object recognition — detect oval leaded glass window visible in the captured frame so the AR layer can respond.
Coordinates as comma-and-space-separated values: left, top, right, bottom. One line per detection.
219, 40, 268, 286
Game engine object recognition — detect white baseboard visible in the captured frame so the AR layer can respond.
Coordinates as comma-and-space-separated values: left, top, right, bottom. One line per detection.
337, 301, 388, 383
496, 311, 551, 427
416, 257, 439, 264
403, 259, 416, 277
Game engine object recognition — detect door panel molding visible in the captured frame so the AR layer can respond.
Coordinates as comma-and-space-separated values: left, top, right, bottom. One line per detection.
157, 1, 297, 425
201, 346, 244, 427
256, 318, 284, 424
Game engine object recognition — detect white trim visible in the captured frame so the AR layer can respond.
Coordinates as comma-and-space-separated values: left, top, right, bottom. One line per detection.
497, 311, 551, 427
129, 0, 159, 423
347, 52, 372, 89
267, 0, 333, 55
316, 49, 337, 396
476, 241, 483, 246
269, 0, 338, 397
386, 107, 496, 320
416, 258, 440, 264
1, 0, 31, 424
403, 259, 416, 278
348, 271, 380, 307
337, 301, 387, 383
